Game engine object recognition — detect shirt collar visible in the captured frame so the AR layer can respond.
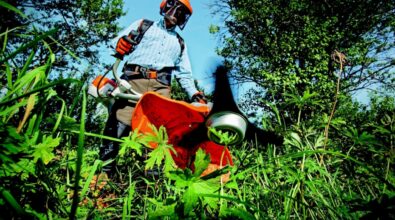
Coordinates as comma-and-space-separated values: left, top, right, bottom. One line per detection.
159, 18, 177, 32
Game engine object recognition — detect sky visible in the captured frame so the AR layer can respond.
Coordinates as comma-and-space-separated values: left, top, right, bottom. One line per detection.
114, 0, 223, 93
109, 1, 378, 105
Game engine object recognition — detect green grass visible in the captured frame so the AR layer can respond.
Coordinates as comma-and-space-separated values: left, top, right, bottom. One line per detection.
0, 5, 394, 219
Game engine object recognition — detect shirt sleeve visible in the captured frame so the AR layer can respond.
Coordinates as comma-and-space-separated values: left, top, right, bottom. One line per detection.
173, 44, 199, 99
109, 19, 143, 53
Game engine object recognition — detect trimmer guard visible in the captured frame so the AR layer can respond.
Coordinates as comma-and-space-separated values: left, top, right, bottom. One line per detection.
131, 92, 234, 171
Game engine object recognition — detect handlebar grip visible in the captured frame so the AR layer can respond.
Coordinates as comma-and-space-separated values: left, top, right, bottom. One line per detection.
122, 35, 137, 45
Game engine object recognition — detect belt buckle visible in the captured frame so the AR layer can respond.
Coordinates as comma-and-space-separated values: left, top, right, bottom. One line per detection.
138, 66, 157, 79
147, 71, 157, 79
139, 66, 147, 74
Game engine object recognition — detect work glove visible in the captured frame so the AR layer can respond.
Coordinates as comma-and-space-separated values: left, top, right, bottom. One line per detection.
114, 36, 133, 60
191, 91, 207, 104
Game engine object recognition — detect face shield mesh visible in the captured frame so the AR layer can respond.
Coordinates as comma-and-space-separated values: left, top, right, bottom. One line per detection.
161, 1, 191, 30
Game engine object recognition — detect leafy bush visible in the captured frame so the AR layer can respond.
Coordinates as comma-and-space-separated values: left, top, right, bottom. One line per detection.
0, 2, 394, 220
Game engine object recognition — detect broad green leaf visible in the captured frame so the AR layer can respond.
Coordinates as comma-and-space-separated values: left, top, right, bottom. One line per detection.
183, 187, 199, 215
192, 179, 220, 210
143, 125, 176, 172
6, 159, 35, 180
193, 148, 211, 177
32, 136, 60, 164
119, 131, 143, 156
168, 169, 193, 188
220, 207, 256, 220
145, 144, 171, 171
168, 166, 220, 215
148, 199, 176, 219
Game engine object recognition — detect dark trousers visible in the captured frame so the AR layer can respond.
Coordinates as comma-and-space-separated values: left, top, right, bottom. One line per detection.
99, 101, 131, 173
99, 77, 170, 174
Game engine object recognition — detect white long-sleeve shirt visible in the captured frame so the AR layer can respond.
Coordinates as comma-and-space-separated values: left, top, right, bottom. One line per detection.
112, 18, 198, 98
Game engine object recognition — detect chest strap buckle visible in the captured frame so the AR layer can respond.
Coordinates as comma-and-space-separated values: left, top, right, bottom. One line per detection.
145, 71, 157, 79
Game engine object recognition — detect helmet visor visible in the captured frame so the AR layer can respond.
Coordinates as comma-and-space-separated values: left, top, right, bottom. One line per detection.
163, 1, 191, 29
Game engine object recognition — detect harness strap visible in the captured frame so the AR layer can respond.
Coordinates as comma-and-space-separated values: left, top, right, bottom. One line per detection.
176, 33, 185, 57
133, 19, 154, 44
122, 19, 185, 86
128, 19, 185, 57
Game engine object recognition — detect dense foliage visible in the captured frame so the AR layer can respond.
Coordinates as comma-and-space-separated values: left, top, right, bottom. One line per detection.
1, 0, 124, 72
1, 0, 124, 135
0, 1, 394, 219
211, 0, 394, 124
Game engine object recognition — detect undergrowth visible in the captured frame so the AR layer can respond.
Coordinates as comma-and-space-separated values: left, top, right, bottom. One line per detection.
0, 3, 394, 220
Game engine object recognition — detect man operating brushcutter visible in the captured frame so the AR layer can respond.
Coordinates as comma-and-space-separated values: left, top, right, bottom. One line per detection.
100, 0, 207, 175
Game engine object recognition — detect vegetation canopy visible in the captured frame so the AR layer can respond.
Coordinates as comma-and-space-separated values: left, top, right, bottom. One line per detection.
0, 0, 394, 219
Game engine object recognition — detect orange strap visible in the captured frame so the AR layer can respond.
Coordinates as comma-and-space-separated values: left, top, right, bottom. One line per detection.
146, 71, 157, 79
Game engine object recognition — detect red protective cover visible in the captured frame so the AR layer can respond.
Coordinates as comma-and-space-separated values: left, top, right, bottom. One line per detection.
131, 92, 233, 169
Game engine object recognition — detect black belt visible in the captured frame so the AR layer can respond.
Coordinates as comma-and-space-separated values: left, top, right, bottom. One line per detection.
122, 64, 158, 79
121, 64, 173, 85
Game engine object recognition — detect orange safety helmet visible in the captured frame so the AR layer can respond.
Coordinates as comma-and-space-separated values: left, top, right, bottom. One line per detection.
160, 0, 193, 30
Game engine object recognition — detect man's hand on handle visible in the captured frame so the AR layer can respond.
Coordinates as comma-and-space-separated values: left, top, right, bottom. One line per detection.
115, 36, 133, 60
191, 91, 207, 104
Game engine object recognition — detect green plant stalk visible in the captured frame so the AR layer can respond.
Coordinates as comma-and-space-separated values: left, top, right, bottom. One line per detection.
143, 182, 150, 219
0, 1, 27, 18
323, 51, 344, 150
48, 36, 79, 61
266, 102, 283, 127
69, 77, 88, 115
0, 28, 58, 63
297, 108, 302, 126
4, 62, 12, 92
19, 48, 37, 79
218, 144, 230, 214
0, 78, 81, 106
122, 169, 135, 220
1, 27, 8, 53
69, 89, 86, 220
284, 180, 298, 217
80, 160, 101, 201
67, 130, 123, 142
199, 193, 264, 215
66, 148, 71, 203
122, 169, 131, 219
382, 157, 390, 195
127, 170, 134, 219
122, 195, 128, 219
51, 98, 66, 134
1, 187, 26, 216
